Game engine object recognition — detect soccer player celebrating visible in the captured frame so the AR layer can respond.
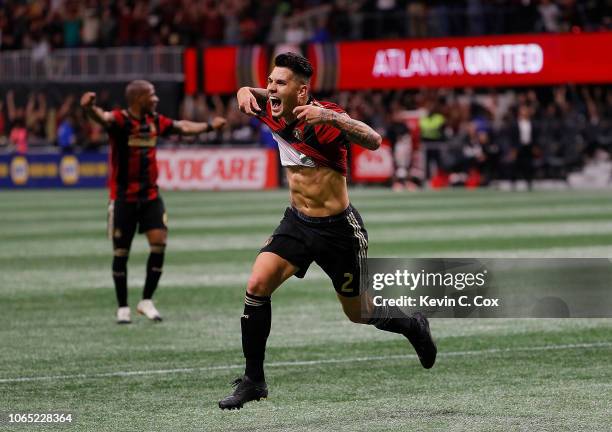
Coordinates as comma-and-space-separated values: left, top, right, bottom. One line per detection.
218, 53, 436, 410
80, 80, 226, 324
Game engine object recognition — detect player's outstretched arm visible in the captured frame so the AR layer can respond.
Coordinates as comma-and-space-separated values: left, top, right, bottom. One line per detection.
80, 92, 114, 128
293, 105, 382, 150
237, 87, 268, 116
174, 117, 227, 135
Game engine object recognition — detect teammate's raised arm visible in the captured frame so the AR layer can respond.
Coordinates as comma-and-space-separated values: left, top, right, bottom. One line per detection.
173, 117, 227, 135
237, 87, 268, 116
80, 92, 114, 128
293, 105, 382, 150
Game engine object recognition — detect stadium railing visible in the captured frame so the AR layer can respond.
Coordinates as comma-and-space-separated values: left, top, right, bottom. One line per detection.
0, 47, 184, 83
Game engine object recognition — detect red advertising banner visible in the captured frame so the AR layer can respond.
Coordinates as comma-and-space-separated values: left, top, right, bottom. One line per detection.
183, 47, 198, 95
198, 33, 612, 94
338, 32, 612, 90
204, 47, 238, 94
351, 140, 394, 183
204, 46, 269, 94
156, 149, 278, 190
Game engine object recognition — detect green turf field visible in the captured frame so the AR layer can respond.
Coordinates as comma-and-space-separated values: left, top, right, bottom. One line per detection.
1, 188, 611, 431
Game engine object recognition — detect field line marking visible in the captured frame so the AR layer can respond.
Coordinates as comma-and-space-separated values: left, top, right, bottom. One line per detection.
1, 341, 610, 384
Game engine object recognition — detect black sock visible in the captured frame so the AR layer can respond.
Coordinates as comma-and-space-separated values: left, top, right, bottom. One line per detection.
143, 251, 164, 299
112, 256, 129, 307
368, 304, 417, 335
241, 292, 271, 382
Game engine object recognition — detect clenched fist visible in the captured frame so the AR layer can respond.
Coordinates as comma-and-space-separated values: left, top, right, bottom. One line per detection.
80, 92, 96, 108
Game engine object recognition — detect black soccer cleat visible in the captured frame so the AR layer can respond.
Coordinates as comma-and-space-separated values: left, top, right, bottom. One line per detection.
218, 376, 268, 410
405, 312, 437, 369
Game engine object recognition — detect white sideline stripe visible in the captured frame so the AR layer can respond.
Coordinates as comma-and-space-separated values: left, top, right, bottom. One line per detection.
7, 220, 612, 259
6, 204, 612, 237
1, 341, 610, 384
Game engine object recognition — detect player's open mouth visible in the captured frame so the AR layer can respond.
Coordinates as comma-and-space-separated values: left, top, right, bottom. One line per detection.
269, 96, 282, 110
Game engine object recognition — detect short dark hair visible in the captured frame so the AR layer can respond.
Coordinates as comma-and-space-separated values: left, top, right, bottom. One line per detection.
125, 80, 153, 105
274, 52, 313, 82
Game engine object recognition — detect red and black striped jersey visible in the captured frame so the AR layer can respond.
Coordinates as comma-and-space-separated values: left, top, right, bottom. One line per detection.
258, 98, 350, 176
106, 109, 175, 202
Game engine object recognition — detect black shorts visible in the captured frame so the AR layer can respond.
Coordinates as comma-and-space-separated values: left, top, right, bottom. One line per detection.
260, 205, 368, 297
108, 198, 167, 248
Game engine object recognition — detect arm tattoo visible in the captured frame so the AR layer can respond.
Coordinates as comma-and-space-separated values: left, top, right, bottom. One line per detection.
320, 110, 336, 123
329, 112, 381, 150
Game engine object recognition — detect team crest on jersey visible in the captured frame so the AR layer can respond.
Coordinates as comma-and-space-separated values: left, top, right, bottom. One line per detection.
128, 122, 157, 147
293, 128, 303, 141
128, 136, 156, 147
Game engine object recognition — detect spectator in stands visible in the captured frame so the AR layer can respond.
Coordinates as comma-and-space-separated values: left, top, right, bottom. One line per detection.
9, 119, 28, 154
0, 9, 14, 50
420, 100, 446, 142
285, 16, 307, 44
45, 6, 65, 49
310, 14, 331, 43
538, 103, 566, 178
6, 91, 28, 153
419, 99, 446, 178
479, 129, 501, 185
538, 0, 561, 32
57, 113, 77, 153
81, 2, 100, 47
116, 0, 133, 46
361, 0, 403, 40
62, 0, 82, 48
510, 104, 538, 190
25, 93, 48, 143
467, 0, 486, 36
326, 0, 359, 40
31, 34, 51, 77
387, 107, 415, 191
5, 3, 28, 50
238, 14, 258, 44
99, 4, 118, 47
511, 0, 540, 34
132, 0, 152, 46
202, 0, 225, 44
406, 0, 427, 37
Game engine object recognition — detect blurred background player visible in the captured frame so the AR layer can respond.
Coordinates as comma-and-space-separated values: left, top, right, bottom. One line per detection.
218, 53, 436, 410
80, 80, 226, 324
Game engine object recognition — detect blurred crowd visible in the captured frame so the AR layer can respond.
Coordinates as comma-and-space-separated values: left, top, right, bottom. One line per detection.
3, 84, 609, 186
0, 89, 109, 153
179, 85, 612, 186
1, 0, 610, 186
0, 0, 610, 50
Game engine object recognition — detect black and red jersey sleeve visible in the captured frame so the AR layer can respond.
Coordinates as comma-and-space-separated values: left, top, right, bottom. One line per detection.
111, 109, 125, 125
105, 109, 127, 146
319, 101, 346, 115
157, 114, 175, 137
314, 101, 348, 146
106, 109, 126, 133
